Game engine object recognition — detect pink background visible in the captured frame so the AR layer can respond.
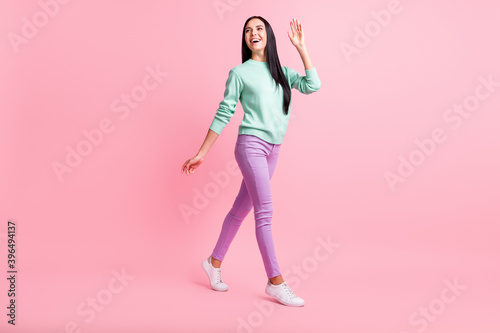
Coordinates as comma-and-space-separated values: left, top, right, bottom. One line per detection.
1, 0, 499, 332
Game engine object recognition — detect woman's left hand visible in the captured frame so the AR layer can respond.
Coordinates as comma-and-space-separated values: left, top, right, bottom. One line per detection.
287, 18, 305, 48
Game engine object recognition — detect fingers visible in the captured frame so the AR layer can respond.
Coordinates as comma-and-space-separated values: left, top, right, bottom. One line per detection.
181, 163, 196, 175
182, 156, 200, 175
289, 18, 302, 34
181, 160, 193, 175
181, 160, 189, 173
294, 18, 302, 30
289, 20, 296, 38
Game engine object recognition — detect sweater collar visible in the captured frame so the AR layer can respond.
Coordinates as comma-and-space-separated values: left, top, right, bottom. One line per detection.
246, 58, 268, 66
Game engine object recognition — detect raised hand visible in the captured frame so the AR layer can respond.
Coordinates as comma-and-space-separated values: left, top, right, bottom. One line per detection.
287, 18, 305, 48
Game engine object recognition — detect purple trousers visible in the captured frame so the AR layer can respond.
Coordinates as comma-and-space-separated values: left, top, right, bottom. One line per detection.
211, 134, 282, 278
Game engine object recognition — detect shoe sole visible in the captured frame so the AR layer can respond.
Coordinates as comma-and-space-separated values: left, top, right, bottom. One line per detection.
202, 259, 228, 292
265, 288, 305, 307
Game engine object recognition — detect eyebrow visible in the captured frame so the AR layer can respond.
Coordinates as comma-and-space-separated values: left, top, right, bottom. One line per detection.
245, 25, 264, 30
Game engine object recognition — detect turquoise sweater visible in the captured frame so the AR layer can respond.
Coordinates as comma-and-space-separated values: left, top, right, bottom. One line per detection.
209, 58, 321, 144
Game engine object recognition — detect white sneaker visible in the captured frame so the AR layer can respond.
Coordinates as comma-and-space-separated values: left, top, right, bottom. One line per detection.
265, 280, 305, 306
201, 255, 228, 292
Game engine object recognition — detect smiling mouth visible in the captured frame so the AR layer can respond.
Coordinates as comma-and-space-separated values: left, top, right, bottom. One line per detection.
251, 39, 261, 44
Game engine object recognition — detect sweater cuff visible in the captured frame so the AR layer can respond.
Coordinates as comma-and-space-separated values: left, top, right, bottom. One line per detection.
304, 67, 321, 91
209, 117, 226, 135
305, 67, 318, 78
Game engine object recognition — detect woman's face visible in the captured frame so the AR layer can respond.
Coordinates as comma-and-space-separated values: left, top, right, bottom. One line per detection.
245, 19, 267, 53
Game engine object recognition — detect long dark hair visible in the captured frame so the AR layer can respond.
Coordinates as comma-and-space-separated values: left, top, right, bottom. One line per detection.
241, 16, 291, 116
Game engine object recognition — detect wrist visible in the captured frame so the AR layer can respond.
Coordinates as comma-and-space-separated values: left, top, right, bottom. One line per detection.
295, 44, 307, 51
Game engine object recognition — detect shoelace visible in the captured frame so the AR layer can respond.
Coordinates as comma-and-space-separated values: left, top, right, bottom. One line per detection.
209, 258, 224, 284
281, 282, 297, 299
215, 268, 224, 284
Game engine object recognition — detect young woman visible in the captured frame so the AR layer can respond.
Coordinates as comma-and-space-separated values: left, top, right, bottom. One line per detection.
181, 16, 321, 307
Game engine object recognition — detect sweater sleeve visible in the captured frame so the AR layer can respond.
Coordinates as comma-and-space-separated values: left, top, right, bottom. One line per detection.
286, 66, 321, 94
209, 69, 243, 135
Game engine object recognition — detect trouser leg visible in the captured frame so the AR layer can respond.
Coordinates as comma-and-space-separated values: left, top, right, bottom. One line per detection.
234, 135, 282, 278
